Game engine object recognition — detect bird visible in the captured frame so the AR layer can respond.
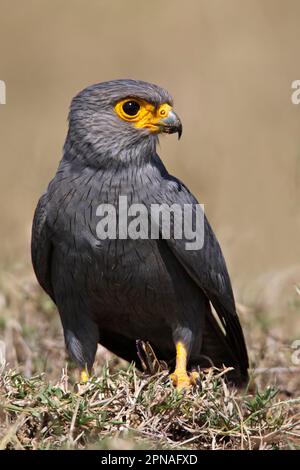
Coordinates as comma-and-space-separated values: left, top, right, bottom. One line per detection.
31, 79, 249, 389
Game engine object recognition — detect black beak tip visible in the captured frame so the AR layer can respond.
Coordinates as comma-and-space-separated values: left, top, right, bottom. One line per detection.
177, 125, 183, 140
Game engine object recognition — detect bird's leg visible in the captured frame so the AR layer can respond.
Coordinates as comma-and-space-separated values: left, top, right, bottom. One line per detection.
170, 341, 197, 390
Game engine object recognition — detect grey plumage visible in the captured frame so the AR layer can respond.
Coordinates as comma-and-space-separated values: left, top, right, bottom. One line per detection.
32, 79, 249, 385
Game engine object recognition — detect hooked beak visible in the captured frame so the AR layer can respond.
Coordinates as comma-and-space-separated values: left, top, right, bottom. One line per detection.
158, 109, 183, 140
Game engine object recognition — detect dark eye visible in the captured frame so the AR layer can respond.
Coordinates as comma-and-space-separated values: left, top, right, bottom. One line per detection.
122, 100, 140, 116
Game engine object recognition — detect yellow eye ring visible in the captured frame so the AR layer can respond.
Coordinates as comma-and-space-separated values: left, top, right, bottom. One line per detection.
115, 98, 143, 121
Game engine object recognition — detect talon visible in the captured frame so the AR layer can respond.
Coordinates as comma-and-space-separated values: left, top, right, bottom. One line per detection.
190, 371, 200, 383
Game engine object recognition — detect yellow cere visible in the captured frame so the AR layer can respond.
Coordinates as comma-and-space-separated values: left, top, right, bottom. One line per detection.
114, 98, 172, 132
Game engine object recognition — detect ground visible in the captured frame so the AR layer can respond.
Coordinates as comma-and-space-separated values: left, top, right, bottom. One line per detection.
0, 265, 299, 450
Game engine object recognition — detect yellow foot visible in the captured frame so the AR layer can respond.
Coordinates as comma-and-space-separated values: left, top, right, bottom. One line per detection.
170, 370, 198, 390
190, 371, 200, 382
80, 370, 90, 383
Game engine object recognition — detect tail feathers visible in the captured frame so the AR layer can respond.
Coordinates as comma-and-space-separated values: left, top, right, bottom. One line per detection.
197, 307, 249, 387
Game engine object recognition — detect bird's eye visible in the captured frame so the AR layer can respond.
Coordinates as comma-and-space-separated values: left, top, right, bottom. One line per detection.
122, 100, 140, 117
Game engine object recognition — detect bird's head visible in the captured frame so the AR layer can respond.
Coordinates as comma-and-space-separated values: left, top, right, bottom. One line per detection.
66, 79, 182, 168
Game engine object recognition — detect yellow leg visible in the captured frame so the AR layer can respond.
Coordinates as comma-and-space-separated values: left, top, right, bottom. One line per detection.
80, 369, 89, 383
170, 342, 197, 390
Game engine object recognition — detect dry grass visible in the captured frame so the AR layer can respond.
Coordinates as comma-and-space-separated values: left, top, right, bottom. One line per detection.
0, 266, 299, 450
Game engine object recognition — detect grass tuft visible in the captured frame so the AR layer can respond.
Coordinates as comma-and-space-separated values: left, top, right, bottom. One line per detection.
0, 267, 300, 450
0, 365, 299, 450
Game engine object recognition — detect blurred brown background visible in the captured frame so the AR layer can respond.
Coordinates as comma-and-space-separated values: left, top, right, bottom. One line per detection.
0, 0, 299, 303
